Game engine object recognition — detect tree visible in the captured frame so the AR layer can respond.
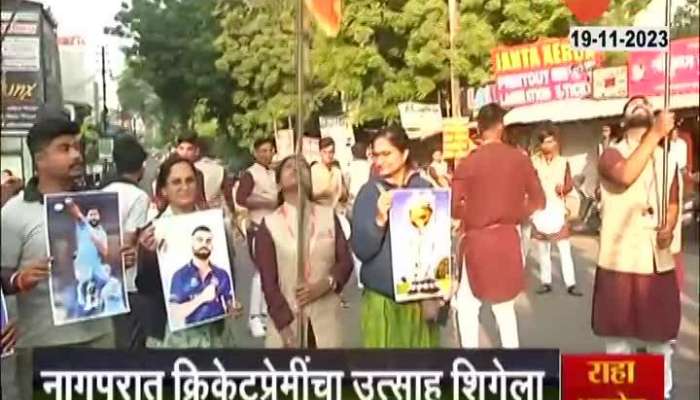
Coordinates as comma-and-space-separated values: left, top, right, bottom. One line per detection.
456, 0, 651, 83
216, 0, 452, 129
125, 0, 654, 144
114, 0, 234, 138
314, 0, 651, 122
672, 0, 699, 39
312, 0, 450, 124
117, 66, 163, 131
215, 0, 301, 146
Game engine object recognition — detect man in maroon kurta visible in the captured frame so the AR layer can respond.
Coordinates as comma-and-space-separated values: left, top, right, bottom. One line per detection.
452, 104, 545, 348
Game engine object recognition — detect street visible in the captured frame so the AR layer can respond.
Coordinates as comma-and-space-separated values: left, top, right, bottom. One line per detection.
229, 229, 700, 398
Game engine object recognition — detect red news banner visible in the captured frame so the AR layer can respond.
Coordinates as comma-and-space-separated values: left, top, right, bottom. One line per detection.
563, 354, 664, 400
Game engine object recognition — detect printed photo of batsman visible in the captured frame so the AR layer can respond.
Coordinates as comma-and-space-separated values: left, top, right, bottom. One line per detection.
154, 209, 235, 332
45, 192, 130, 326
1, 289, 12, 358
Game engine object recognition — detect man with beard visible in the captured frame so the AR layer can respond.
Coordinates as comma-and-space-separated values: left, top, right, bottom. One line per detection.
65, 201, 112, 314
1, 110, 114, 400
169, 226, 233, 326
594, 96, 679, 400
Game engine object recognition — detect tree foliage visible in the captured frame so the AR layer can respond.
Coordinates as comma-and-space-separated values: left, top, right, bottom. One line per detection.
672, 0, 700, 39
215, 0, 299, 145
117, 66, 162, 129
119, 0, 653, 145
215, 0, 451, 134
114, 0, 233, 138
307, 0, 451, 123
456, 0, 651, 82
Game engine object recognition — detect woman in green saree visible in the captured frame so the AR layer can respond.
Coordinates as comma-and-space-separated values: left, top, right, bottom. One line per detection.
350, 127, 442, 348
136, 155, 242, 348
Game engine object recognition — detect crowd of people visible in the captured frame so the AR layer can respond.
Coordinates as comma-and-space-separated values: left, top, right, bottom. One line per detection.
0, 95, 693, 399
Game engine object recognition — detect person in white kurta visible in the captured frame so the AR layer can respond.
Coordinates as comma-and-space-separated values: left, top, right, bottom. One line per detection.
669, 130, 688, 295
235, 138, 278, 338
428, 150, 450, 188
530, 125, 582, 296
311, 137, 347, 212
345, 143, 373, 289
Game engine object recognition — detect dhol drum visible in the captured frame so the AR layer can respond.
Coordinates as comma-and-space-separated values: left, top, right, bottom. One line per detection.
531, 201, 566, 235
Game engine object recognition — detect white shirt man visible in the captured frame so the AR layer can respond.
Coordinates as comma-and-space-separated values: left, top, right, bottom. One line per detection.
669, 132, 688, 292
235, 138, 278, 338
101, 135, 150, 349
429, 150, 450, 187
311, 137, 347, 211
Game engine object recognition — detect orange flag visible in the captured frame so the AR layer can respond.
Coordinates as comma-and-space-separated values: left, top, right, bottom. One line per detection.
563, 0, 610, 22
305, 0, 342, 37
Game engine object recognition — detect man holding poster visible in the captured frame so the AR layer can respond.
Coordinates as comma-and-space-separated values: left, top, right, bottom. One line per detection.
452, 104, 545, 349
1, 290, 16, 357
1, 110, 114, 400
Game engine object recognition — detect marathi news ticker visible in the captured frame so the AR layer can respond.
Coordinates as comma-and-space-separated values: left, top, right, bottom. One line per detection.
33, 349, 665, 400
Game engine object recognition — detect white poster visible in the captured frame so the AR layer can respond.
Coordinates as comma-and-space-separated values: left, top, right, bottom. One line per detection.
154, 209, 235, 332
319, 115, 354, 168
592, 66, 628, 99
1, 289, 12, 358
1, 37, 40, 72
275, 129, 295, 159
398, 102, 444, 140
389, 188, 452, 302
45, 192, 130, 326
302, 137, 320, 164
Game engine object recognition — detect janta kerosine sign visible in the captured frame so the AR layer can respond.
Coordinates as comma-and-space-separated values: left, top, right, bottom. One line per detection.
491, 38, 601, 108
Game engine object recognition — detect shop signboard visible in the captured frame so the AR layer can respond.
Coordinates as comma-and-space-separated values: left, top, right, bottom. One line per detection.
492, 38, 600, 108
398, 102, 443, 140
592, 66, 628, 99
628, 37, 700, 97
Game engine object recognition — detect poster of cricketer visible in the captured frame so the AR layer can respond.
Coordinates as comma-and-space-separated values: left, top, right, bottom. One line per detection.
45, 192, 130, 325
389, 188, 452, 302
154, 209, 235, 332
1, 289, 12, 358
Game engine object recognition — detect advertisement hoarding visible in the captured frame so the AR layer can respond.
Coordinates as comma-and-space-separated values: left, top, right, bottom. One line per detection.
592, 66, 628, 99
492, 38, 600, 107
628, 37, 700, 97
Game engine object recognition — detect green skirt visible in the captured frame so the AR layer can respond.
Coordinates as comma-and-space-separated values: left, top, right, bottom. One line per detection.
361, 289, 440, 348
146, 319, 236, 349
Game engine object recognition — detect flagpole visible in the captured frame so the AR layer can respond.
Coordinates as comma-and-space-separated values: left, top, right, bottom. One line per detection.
660, 0, 672, 228
294, 0, 308, 349
448, 0, 461, 117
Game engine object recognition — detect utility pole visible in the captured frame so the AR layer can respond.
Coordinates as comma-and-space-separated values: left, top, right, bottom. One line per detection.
294, 0, 308, 348
448, 0, 461, 117
660, 0, 673, 228
101, 46, 108, 135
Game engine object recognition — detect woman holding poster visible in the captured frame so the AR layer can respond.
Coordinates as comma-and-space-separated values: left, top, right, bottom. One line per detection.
136, 156, 242, 348
351, 127, 442, 348
1, 290, 16, 357
254, 156, 353, 348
